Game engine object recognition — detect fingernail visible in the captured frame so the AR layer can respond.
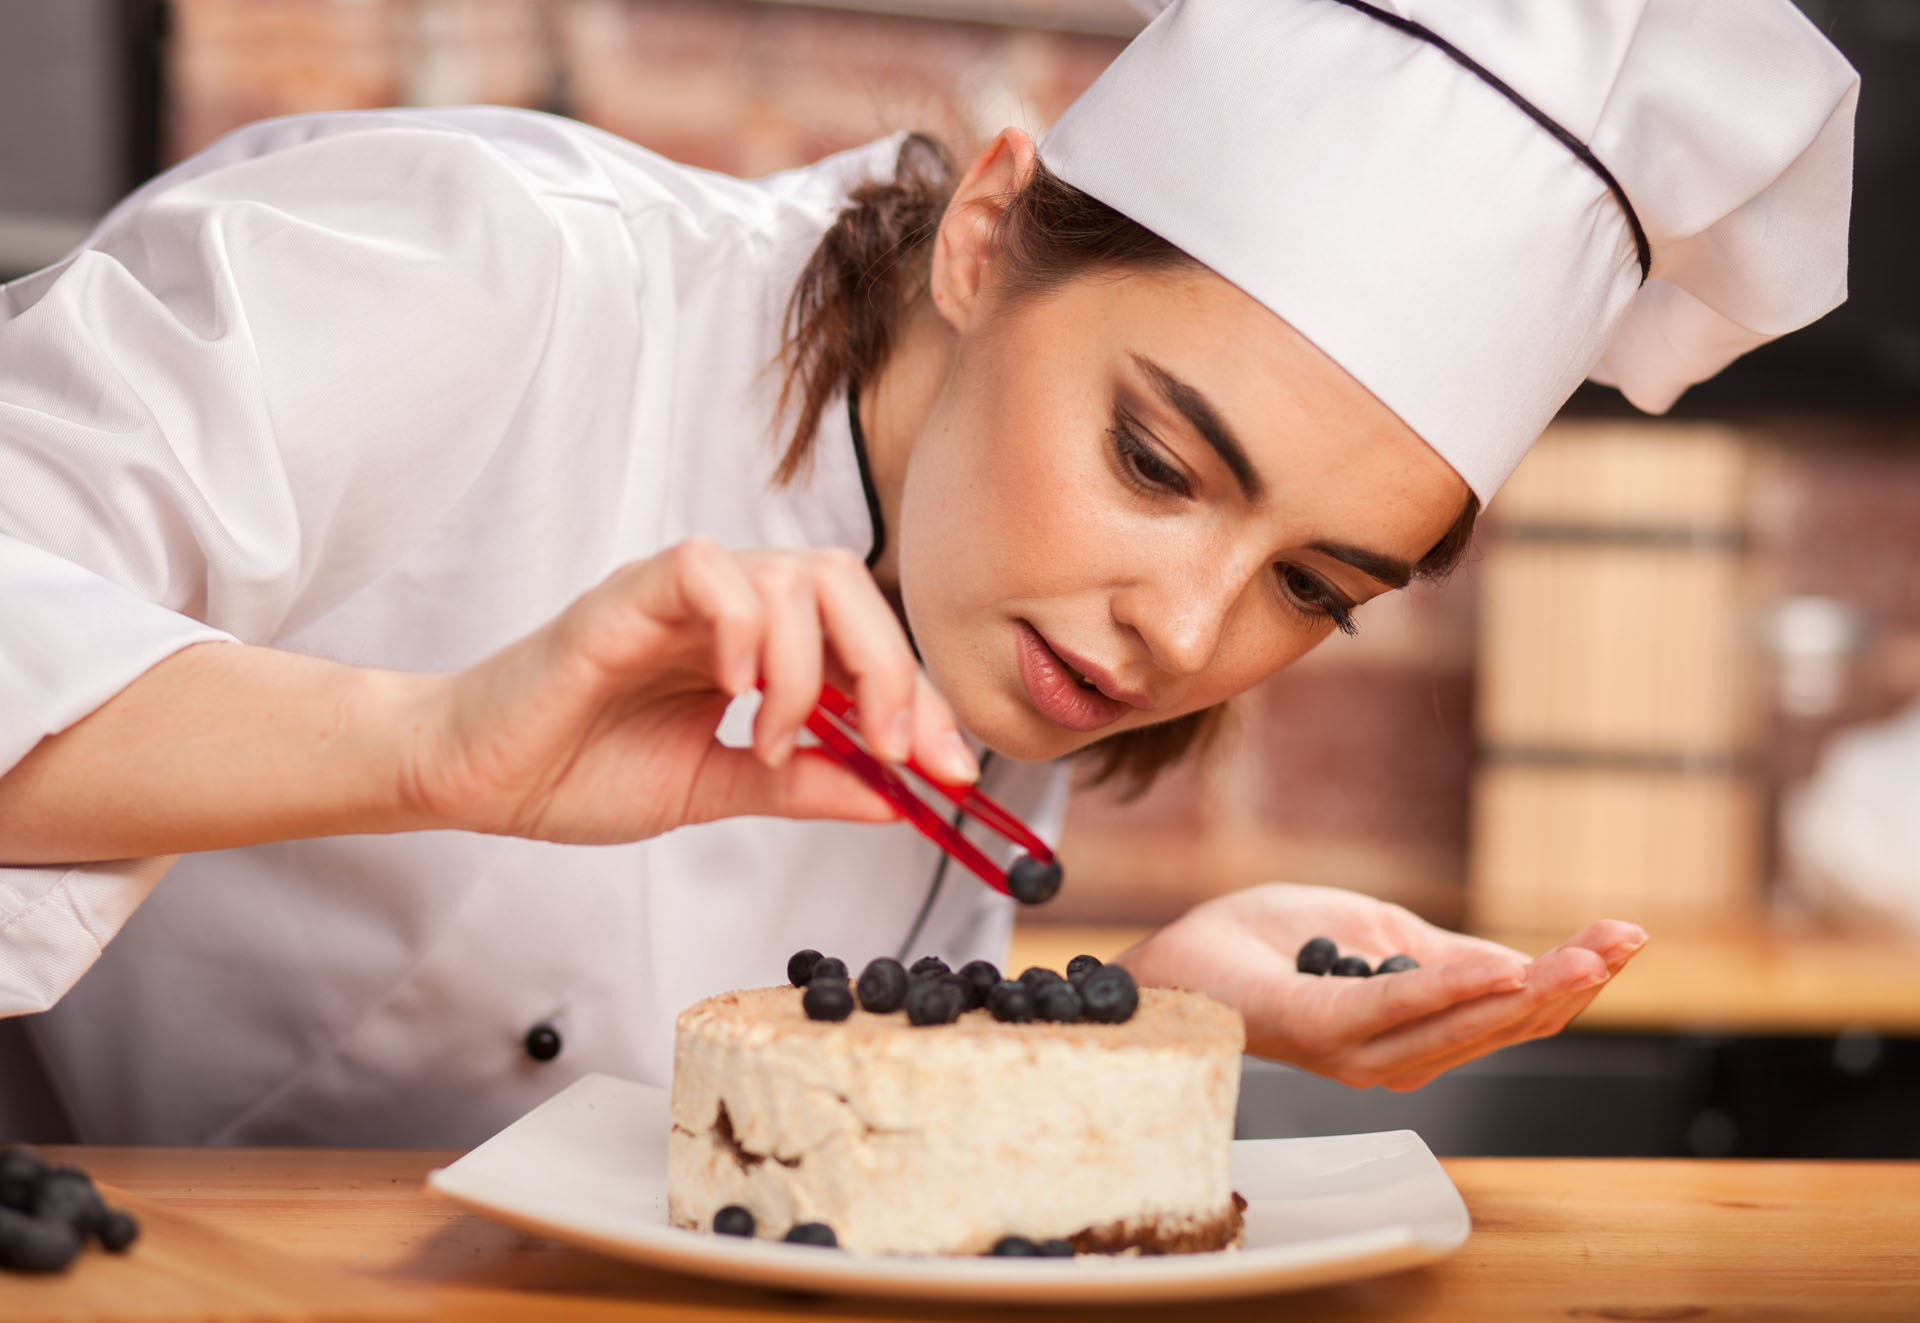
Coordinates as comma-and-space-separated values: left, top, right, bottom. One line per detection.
886, 710, 913, 762
769, 733, 795, 766
940, 733, 979, 783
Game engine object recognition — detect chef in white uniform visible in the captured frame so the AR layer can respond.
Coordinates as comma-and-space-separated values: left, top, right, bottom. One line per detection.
0, 1, 1856, 1145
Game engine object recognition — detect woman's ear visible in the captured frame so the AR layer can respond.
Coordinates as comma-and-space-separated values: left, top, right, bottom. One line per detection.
927, 128, 1038, 334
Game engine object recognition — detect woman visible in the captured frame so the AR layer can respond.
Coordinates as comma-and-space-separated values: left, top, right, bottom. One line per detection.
0, 0, 1853, 1144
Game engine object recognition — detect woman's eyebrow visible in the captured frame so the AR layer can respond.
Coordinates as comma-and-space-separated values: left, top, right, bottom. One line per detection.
1128, 354, 1409, 588
1308, 541, 1413, 590
1130, 354, 1266, 502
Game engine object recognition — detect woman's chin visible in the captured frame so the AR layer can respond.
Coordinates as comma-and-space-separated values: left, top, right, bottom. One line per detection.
945, 683, 1094, 764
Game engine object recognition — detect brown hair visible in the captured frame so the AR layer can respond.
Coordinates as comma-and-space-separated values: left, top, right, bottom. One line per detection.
776, 134, 1478, 797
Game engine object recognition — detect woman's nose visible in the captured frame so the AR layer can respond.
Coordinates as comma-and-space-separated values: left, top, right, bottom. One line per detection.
1113, 554, 1246, 679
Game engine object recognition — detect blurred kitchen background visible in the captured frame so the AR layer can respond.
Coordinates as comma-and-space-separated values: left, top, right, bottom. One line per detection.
3, 0, 1916, 1158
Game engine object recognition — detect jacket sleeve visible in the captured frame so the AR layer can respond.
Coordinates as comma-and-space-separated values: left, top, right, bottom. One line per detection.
0, 115, 567, 1015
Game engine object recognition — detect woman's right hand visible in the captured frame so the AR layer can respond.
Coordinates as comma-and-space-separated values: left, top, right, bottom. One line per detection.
402, 538, 978, 844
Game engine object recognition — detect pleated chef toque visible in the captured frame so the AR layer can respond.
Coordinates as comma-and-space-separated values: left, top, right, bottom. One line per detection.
1042, 0, 1860, 501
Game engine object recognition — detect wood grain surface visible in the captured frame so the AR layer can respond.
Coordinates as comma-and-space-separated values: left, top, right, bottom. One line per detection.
1009, 922, 1920, 1034
3, 1147, 1914, 1321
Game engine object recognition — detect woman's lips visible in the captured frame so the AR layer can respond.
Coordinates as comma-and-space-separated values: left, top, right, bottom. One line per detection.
1014, 621, 1132, 733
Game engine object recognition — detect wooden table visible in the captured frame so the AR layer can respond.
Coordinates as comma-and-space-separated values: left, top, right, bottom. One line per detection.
5, 1148, 1915, 1321
1011, 923, 1920, 1034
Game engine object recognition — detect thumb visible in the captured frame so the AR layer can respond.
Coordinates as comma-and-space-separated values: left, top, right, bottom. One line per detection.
682, 746, 903, 826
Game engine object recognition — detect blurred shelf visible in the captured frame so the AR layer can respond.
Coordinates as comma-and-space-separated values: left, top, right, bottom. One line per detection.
1487, 926, 1920, 1036
1011, 921, 1920, 1035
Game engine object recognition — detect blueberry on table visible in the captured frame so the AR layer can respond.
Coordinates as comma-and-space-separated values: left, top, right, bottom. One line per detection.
713, 1205, 756, 1237
810, 956, 849, 983
1066, 954, 1102, 984
783, 1222, 838, 1248
0, 1206, 80, 1274
1078, 965, 1140, 1023
0, 1146, 43, 1213
856, 958, 909, 1013
787, 949, 823, 987
1376, 954, 1420, 975
1033, 981, 1084, 1023
908, 956, 951, 980
1038, 1238, 1075, 1257
37, 1171, 104, 1238
1018, 967, 1065, 993
906, 977, 964, 1026
802, 978, 855, 1022
987, 981, 1034, 1023
1007, 856, 1063, 905
1330, 955, 1373, 978
96, 1207, 140, 1253
1296, 937, 1338, 976
957, 959, 1002, 1006
989, 1234, 1041, 1256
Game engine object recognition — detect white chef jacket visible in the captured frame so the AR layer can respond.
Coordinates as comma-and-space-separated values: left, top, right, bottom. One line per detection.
0, 107, 1066, 1146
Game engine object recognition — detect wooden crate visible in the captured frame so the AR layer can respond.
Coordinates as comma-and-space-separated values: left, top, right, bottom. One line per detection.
1469, 422, 1764, 934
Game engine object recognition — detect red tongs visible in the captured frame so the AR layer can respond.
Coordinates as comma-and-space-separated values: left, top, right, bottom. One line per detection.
785, 681, 1062, 904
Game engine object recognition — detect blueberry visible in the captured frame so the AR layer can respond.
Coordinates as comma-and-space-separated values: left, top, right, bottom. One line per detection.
987, 980, 1034, 1023
937, 972, 977, 1011
713, 1204, 755, 1237
1066, 954, 1102, 984
1078, 965, 1139, 1023
856, 958, 909, 1013
1007, 856, 1063, 905
1033, 981, 1084, 1023
905, 977, 964, 1026
37, 1171, 103, 1238
0, 1147, 42, 1214
787, 949, 822, 987
802, 978, 854, 1021
989, 1234, 1040, 1256
1376, 954, 1420, 975
783, 1221, 838, 1247
908, 956, 951, 980
0, 1206, 80, 1273
1330, 955, 1373, 978
1296, 936, 1338, 976
957, 959, 1002, 1007
97, 1207, 139, 1253
1038, 1238, 1075, 1257
811, 957, 849, 983
1018, 966, 1065, 993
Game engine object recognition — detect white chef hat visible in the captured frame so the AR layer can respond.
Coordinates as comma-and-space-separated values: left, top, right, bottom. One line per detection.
1040, 0, 1860, 501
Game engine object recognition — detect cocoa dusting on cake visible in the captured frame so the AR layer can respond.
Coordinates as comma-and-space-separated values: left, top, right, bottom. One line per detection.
1066, 1192, 1247, 1255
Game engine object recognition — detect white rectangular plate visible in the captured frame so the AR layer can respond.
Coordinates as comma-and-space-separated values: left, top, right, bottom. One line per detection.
427, 1073, 1470, 1304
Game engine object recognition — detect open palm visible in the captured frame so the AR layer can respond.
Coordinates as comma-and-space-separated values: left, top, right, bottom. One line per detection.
1118, 883, 1645, 1090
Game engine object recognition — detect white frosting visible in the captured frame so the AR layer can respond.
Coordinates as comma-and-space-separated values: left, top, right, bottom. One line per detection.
667, 985, 1243, 1255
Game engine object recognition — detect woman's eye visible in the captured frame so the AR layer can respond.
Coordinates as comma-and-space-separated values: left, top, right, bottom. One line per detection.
1278, 564, 1358, 635
1109, 415, 1191, 497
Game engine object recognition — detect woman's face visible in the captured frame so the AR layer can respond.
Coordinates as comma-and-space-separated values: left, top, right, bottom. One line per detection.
894, 258, 1470, 763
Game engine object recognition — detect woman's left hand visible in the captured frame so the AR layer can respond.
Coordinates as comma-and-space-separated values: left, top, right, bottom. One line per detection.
1115, 883, 1646, 1090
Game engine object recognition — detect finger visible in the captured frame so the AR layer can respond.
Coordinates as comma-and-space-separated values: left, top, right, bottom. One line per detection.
683, 746, 902, 826
1352, 948, 1609, 1072
1379, 978, 1615, 1091
1523, 943, 1617, 996
908, 668, 977, 785
667, 540, 765, 696
1333, 953, 1529, 1043
749, 561, 826, 767
807, 551, 925, 765
1555, 919, 1649, 969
